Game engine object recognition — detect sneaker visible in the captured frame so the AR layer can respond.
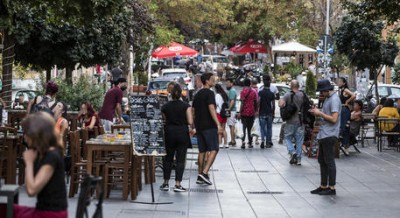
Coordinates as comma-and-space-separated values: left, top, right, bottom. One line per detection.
318, 188, 336, 195
224, 144, 229, 148
248, 143, 253, 148
173, 185, 187, 192
278, 139, 283, 144
266, 142, 273, 148
199, 173, 212, 185
310, 187, 328, 194
241, 143, 246, 149
260, 141, 265, 149
344, 148, 349, 156
160, 184, 169, 191
296, 160, 301, 165
196, 175, 204, 184
219, 144, 224, 148
289, 153, 297, 165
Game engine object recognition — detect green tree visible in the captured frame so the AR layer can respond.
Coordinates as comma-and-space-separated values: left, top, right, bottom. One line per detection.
343, 0, 400, 24
335, 16, 399, 103
305, 70, 316, 98
392, 64, 400, 84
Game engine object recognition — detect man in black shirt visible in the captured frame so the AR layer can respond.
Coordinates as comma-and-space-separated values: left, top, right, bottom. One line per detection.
258, 75, 276, 148
192, 72, 222, 185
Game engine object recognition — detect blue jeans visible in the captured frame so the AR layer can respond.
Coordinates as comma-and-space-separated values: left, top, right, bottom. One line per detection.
284, 123, 304, 160
340, 106, 351, 147
259, 115, 273, 143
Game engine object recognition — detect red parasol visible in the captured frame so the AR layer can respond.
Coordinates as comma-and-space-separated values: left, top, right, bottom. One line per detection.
229, 40, 268, 53
151, 42, 198, 58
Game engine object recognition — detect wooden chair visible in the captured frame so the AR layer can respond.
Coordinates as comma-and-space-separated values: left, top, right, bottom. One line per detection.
377, 117, 400, 152
68, 130, 88, 197
0, 127, 18, 183
110, 124, 130, 134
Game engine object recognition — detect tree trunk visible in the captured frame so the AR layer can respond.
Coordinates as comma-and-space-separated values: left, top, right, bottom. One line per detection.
121, 40, 130, 79
66, 67, 73, 84
46, 67, 51, 82
1, 30, 14, 109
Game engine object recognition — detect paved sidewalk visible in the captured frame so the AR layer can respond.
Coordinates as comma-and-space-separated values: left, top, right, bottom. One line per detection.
15, 123, 400, 218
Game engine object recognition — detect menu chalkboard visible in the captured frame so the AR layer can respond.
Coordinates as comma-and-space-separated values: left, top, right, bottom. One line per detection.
129, 95, 166, 156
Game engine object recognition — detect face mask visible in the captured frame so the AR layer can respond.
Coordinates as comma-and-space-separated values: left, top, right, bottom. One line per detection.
120, 86, 127, 91
227, 86, 232, 90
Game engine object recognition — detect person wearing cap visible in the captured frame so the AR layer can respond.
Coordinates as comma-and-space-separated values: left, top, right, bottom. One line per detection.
99, 77, 128, 132
309, 79, 341, 195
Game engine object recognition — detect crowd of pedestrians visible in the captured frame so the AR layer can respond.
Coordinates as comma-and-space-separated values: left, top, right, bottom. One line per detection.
9, 68, 379, 218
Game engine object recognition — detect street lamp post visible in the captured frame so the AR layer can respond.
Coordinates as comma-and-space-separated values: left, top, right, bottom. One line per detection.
324, 0, 330, 79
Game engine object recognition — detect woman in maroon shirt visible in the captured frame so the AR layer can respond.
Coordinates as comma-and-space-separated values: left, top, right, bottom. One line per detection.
78, 102, 101, 138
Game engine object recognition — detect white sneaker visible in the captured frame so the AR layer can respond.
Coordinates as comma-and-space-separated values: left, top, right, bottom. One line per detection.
219, 144, 224, 148
224, 144, 229, 148
344, 148, 350, 156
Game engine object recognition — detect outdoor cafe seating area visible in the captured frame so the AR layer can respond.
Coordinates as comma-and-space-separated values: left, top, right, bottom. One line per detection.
0, 110, 159, 217
1, 109, 400, 217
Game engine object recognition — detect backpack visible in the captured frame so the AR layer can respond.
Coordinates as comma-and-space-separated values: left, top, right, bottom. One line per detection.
280, 91, 297, 121
299, 91, 315, 127
31, 96, 58, 116
220, 101, 231, 118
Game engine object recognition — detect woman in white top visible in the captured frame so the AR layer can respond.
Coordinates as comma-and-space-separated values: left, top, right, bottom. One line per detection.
215, 84, 229, 148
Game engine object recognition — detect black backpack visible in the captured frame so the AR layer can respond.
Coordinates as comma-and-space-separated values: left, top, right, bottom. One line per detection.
220, 101, 231, 118
280, 91, 297, 121
299, 91, 315, 127
31, 96, 58, 116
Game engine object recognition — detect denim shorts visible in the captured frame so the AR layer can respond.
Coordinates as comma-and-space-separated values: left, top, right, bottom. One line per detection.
197, 128, 219, 153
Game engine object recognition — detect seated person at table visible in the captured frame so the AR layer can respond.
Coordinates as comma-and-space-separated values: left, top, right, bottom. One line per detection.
53, 102, 69, 139
15, 112, 67, 218
349, 100, 363, 146
14, 94, 29, 110
78, 102, 101, 137
372, 97, 387, 115
378, 99, 400, 146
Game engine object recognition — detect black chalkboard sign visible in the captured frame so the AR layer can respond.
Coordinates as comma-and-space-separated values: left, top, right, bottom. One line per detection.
129, 95, 166, 156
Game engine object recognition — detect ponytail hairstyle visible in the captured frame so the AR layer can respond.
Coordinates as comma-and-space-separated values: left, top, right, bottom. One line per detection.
171, 84, 182, 100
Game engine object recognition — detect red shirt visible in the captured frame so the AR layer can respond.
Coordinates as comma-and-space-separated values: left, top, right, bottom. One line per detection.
99, 87, 123, 121
240, 87, 257, 117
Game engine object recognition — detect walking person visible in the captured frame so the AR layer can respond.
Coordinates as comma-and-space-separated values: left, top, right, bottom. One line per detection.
192, 72, 223, 185
98, 78, 127, 132
11, 112, 68, 218
225, 78, 237, 147
309, 79, 341, 195
337, 77, 356, 155
250, 78, 260, 145
215, 84, 229, 148
258, 75, 275, 148
160, 84, 194, 192
278, 80, 305, 165
238, 78, 257, 149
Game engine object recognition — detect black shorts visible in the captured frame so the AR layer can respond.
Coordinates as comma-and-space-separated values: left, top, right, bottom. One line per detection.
197, 128, 219, 153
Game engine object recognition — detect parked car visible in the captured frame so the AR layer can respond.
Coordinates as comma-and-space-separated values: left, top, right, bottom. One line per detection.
363, 84, 400, 112
146, 77, 190, 102
11, 89, 38, 109
202, 55, 229, 72
161, 68, 194, 90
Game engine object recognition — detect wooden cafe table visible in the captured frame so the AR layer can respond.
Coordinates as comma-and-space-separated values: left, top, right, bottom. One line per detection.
85, 134, 132, 200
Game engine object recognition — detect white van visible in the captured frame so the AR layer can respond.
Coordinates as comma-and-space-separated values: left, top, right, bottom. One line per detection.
202, 55, 229, 72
